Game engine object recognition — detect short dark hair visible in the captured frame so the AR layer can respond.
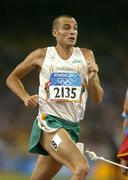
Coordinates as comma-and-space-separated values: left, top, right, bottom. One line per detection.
52, 15, 74, 29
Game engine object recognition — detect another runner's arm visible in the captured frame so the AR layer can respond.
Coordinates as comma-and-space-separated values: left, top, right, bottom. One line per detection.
124, 88, 128, 113
122, 89, 128, 140
81, 48, 103, 103
6, 48, 45, 104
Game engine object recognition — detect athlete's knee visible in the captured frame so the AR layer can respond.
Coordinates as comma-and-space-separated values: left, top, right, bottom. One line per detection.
73, 160, 89, 177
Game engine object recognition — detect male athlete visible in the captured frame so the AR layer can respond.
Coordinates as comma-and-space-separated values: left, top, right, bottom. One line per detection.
6, 15, 103, 180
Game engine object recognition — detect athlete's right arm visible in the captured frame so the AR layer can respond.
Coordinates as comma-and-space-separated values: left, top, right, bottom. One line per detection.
6, 48, 46, 108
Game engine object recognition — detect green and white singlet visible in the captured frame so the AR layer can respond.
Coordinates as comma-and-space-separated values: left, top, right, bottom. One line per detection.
38, 46, 88, 123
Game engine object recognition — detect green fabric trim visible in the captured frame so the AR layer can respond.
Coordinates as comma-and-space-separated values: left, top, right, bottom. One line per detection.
28, 115, 80, 156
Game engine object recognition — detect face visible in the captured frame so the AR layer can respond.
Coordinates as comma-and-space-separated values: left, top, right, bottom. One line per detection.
52, 17, 78, 47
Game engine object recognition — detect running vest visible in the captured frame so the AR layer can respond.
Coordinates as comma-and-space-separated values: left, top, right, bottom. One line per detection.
38, 46, 88, 122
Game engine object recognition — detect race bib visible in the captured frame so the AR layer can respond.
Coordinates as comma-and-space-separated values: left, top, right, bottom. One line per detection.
48, 72, 82, 102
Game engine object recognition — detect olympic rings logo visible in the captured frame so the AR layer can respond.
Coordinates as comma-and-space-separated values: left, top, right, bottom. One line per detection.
57, 78, 73, 86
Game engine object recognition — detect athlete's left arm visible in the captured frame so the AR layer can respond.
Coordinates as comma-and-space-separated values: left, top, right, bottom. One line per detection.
81, 48, 104, 103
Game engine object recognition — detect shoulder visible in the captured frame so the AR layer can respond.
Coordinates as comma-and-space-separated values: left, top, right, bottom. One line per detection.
31, 47, 47, 60
80, 47, 92, 54
28, 47, 47, 68
79, 48, 95, 62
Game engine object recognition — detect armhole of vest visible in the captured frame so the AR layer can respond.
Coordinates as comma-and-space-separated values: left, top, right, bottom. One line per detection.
78, 48, 88, 66
78, 48, 88, 84
41, 47, 49, 68
39, 47, 49, 79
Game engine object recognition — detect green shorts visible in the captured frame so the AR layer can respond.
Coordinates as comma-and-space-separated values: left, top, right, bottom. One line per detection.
28, 114, 80, 156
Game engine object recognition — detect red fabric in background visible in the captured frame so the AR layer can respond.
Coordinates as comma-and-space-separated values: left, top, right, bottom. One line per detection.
117, 136, 128, 160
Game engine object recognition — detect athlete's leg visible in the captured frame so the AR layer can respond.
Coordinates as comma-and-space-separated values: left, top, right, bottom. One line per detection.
41, 128, 89, 180
30, 155, 62, 180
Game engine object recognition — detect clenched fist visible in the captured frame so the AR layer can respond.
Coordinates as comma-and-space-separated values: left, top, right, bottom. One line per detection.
24, 94, 38, 108
87, 61, 99, 80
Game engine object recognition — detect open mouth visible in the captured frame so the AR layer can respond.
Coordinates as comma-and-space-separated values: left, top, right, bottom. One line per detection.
68, 37, 75, 41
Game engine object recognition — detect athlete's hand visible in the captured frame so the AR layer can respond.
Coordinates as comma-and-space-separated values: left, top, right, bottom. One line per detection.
120, 159, 128, 176
87, 61, 99, 80
24, 94, 38, 108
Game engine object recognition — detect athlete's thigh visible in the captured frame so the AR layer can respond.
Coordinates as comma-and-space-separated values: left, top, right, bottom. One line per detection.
30, 155, 62, 180
40, 128, 88, 172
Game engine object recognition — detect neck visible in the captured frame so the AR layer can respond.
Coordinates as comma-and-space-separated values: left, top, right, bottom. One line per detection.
55, 45, 73, 60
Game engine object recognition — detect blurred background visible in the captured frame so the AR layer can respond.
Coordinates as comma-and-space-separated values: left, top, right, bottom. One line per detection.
0, 0, 128, 179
